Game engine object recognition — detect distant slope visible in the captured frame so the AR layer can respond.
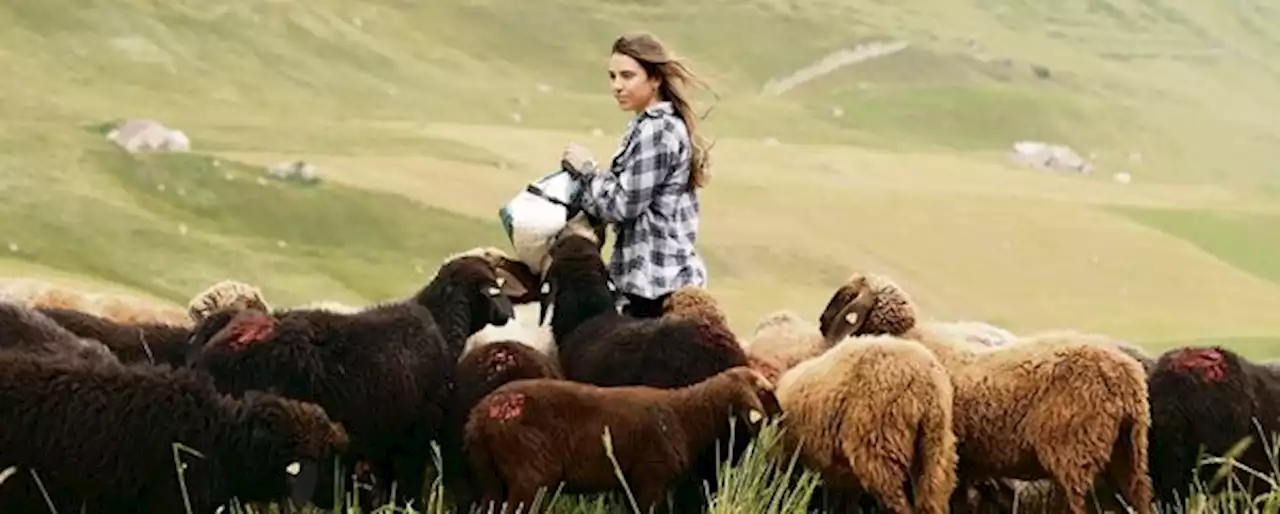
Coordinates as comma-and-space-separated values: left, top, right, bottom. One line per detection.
1, 0, 1278, 354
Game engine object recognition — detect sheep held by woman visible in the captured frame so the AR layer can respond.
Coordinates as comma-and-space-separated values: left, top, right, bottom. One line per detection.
1146, 345, 1280, 504
0, 350, 349, 513
186, 247, 531, 509
775, 330, 958, 514
443, 339, 563, 512
818, 272, 1154, 514
0, 302, 117, 364
465, 365, 776, 514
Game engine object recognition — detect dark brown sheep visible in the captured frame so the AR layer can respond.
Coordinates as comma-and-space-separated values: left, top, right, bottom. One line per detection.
0, 302, 117, 364
1148, 345, 1280, 505
186, 247, 529, 510
35, 305, 193, 366
0, 350, 349, 513
537, 234, 756, 508
465, 365, 776, 514
444, 340, 564, 512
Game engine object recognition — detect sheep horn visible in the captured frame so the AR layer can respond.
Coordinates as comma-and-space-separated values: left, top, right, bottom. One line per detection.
819, 281, 876, 344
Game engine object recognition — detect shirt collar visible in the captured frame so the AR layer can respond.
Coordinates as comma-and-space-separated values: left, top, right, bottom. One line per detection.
641, 101, 674, 119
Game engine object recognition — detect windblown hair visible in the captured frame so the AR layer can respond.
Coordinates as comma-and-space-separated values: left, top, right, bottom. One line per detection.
611, 31, 715, 190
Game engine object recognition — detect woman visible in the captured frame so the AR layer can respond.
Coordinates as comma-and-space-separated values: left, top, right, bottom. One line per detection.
561, 32, 713, 319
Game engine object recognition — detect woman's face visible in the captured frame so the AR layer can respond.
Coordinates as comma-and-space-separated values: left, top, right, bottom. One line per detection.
609, 53, 660, 113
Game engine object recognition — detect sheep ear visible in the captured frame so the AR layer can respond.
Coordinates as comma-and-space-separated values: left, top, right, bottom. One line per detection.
829, 286, 875, 343
818, 279, 875, 343
495, 259, 540, 304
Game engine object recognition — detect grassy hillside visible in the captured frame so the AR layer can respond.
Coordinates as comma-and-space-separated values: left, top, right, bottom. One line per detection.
2, 0, 1279, 355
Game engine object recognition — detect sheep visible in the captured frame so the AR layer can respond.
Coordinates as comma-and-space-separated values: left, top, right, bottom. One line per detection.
775, 331, 958, 514
0, 302, 118, 364
1146, 345, 1280, 505
465, 365, 776, 514
538, 233, 748, 390
443, 339, 564, 512
0, 350, 349, 513
537, 233, 756, 507
34, 305, 193, 366
740, 304, 955, 514
186, 278, 271, 323
186, 247, 532, 509
818, 272, 1154, 514
0, 277, 191, 326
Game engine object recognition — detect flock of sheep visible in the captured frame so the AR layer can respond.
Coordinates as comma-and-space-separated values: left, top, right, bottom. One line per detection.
0, 213, 1277, 514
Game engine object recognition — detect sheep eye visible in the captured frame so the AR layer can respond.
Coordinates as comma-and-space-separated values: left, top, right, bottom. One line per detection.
286, 461, 301, 476
486, 286, 501, 296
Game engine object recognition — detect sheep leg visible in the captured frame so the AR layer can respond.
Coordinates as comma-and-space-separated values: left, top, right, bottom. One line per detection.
844, 450, 912, 514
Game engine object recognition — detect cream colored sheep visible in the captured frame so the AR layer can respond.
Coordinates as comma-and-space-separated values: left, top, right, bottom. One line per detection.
186, 279, 271, 323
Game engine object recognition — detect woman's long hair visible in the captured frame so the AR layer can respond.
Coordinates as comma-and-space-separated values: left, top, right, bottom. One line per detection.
612, 32, 717, 191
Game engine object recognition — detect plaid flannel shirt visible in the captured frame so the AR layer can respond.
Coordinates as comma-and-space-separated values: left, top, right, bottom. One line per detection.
577, 101, 708, 299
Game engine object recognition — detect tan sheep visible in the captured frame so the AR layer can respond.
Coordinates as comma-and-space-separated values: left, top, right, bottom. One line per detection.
736, 298, 958, 514
818, 272, 1154, 514
775, 332, 958, 514
0, 278, 190, 326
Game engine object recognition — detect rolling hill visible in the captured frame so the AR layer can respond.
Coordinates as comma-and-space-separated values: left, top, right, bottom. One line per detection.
2, 0, 1278, 354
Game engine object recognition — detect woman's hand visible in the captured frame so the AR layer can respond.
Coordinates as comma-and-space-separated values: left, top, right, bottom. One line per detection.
562, 142, 599, 176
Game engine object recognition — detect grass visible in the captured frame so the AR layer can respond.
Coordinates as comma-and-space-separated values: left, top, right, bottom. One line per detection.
30, 418, 1278, 513
2, 0, 1280, 511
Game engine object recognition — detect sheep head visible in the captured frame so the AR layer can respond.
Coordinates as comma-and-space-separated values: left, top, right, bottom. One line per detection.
817, 272, 918, 342
538, 233, 620, 328
236, 391, 350, 506
719, 366, 780, 434
439, 246, 541, 305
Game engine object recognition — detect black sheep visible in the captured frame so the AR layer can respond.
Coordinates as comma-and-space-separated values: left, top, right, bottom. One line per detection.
35, 305, 193, 366
444, 340, 563, 512
0, 350, 348, 513
1148, 345, 1280, 505
0, 302, 117, 364
536, 233, 754, 509
538, 234, 748, 389
187, 249, 529, 510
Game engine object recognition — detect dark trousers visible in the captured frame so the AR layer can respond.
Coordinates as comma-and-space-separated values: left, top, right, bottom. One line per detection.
622, 293, 669, 319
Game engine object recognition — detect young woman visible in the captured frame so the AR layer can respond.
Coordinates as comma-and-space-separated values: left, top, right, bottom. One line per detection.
561, 32, 713, 319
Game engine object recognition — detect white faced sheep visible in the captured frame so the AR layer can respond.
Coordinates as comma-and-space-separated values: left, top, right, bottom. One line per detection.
464, 366, 776, 514
186, 278, 271, 324
818, 272, 1154, 514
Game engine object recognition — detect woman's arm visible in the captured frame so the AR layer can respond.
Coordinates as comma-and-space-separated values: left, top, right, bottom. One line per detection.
576, 119, 679, 223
